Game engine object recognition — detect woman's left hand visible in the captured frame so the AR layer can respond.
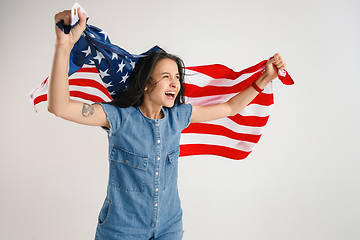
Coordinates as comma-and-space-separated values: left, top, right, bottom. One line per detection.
263, 53, 287, 81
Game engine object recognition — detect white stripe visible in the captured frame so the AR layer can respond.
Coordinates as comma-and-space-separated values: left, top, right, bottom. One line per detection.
185, 93, 237, 106
28, 80, 48, 101
71, 71, 101, 79
82, 63, 96, 68
202, 119, 265, 135
69, 85, 112, 102
180, 133, 255, 152
186, 100, 272, 118
239, 104, 273, 117
69, 97, 94, 104
184, 67, 265, 87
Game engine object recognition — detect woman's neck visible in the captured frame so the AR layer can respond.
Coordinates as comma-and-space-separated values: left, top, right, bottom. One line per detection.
139, 104, 164, 119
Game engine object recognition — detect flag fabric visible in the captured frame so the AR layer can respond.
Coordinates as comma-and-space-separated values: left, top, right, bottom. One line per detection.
181, 63, 278, 160
29, 4, 294, 160
56, 13, 161, 99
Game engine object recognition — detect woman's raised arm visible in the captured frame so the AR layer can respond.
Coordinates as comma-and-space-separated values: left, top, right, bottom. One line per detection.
47, 8, 109, 128
190, 54, 287, 123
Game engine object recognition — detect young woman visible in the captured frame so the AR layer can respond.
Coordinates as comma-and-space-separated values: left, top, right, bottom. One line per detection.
48, 8, 287, 240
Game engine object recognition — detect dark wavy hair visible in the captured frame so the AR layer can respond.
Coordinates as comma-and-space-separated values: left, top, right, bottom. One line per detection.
106, 49, 186, 108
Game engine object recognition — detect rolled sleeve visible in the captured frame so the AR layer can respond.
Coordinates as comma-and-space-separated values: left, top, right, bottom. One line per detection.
174, 104, 193, 130
98, 103, 127, 137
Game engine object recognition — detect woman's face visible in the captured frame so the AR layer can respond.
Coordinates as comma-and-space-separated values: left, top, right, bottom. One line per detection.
144, 58, 181, 108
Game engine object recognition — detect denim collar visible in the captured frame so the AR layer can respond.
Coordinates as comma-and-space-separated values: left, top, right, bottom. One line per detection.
136, 106, 167, 123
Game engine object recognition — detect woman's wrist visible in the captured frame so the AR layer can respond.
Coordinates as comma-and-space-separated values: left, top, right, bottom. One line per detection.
252, 81, 264, 93
54, 41, 74, 55
254, 73, 273, 90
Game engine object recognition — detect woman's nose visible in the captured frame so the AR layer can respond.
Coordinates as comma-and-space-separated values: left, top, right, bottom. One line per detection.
170, 77, 178, 87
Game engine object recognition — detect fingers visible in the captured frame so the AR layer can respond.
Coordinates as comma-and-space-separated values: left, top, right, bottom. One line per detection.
71, 7, 87, 38
54, 10, 71, 25
54, 8, 86, 30
270, 53, 287, 70
77, 7, 87, 30
54, 7, 87, 45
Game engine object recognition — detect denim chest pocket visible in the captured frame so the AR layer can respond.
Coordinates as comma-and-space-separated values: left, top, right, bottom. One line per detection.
165, 147, 180, 190
109, 145, 149, 192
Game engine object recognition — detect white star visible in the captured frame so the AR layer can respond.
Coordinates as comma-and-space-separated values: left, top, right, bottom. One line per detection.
109, 91, 116, 95
120, 72, 129, 84
103, 81, 113, 88
117, 60, 125, 73
89, 33, 96, 38
82, 46, 91, 57
130, 60, 136, 69
112, 52, 118, 60
88, 59, 95, 65
94, 50, 105, 64
99, 30, 108, 40
99, 69, 110, 79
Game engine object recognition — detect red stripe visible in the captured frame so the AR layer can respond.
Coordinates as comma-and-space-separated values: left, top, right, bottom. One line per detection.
185, 61, 266, 80
278, 71, 295, 85
40, 77, 49, 85
228, 115, 270, 127
182, 123, 262, 143
69, 78, 113, 99
33, 94, 47, 106
76, 67, 99, 73
249, 92, 273, 106
179, 144, 251, 160
184, 71, 263, 97
69, 91, 109, 102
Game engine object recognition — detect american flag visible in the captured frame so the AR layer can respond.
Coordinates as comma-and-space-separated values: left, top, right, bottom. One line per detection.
29, 9, 294, 160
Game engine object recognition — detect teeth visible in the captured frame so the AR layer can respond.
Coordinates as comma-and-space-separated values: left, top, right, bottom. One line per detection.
165, 92, 176, 95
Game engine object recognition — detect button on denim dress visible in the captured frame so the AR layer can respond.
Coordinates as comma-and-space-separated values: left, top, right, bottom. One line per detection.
95, 103, 192, 240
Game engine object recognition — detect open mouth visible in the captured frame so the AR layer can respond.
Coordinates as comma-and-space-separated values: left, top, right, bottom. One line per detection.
165, 91, 176, 100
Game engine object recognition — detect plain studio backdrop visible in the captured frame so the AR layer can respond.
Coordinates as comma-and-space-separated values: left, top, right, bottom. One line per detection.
1, 0, 359, 239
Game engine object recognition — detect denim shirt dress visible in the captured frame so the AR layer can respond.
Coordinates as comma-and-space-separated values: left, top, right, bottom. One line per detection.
95, 103, 193, 240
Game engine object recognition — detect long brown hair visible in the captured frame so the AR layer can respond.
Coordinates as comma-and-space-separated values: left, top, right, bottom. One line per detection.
106, 49, 186, 108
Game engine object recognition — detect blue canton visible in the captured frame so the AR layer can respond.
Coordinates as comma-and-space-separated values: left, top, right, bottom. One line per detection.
57, 19, 161, 99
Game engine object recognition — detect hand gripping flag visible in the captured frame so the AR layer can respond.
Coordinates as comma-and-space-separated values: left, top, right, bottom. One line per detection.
29, 3, 294, 160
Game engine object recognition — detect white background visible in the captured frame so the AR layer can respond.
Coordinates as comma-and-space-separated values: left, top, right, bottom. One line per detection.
1, 0, 359, 239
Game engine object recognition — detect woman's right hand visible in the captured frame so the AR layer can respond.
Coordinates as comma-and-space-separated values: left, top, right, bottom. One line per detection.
49, 7, 109, 129
54, 7, 87, 47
